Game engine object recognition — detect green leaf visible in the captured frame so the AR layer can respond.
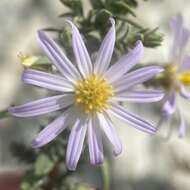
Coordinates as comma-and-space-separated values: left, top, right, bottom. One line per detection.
58, 12, 74, 17
34, 154, 54, 176
143, 28, 163, 47
59, 0, 83, 16
109, 1, 136, 17
90, 0, 105, 9
123, 0, 138, 7
58, 26, 72, 50
95, 9, 112, 28
116, 16, 142, 29
0, 110, 9, 119
20, 182, 32, 190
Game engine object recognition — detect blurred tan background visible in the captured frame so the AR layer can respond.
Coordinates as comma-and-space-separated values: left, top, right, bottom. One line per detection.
1, 0, 190, 190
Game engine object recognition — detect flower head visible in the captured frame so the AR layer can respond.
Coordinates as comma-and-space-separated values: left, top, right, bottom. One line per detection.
9, 18, 163, 170
159, 14, 190, 137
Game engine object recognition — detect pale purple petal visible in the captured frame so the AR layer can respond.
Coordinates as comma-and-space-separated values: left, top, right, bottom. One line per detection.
162, 92, 176, 116
156, 115, 173, 140
37, 31, 81, 82
112, 90, 164, 103
88, 116, 104, 165
169, 13, 183, 35
180, 28, 189, 52
178, 112, 186, 138
108, 103, 157, 134
94, 18, 115, 75
23, 69, 74, 92
97, 112, 122, 156
179, 56, 190, 72
9, 94, 74, 117
66, 119, 87, 171
169, 14, 189, 62
169, 13, 183, 59
104, 40, 144, 83
32, 108, 72, 148
180, 85, 190, 99
112, 66, 163, 94
67, 20, 92, 77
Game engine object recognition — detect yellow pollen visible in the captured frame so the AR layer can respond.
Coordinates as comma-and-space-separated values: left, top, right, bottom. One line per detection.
178, 71, 190, 85
75, 75, 113, 113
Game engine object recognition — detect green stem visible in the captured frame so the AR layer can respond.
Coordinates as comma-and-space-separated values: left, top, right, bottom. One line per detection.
101, 159, 110, 190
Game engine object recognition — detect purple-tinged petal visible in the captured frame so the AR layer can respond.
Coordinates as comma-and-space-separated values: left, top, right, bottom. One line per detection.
178, 112, 186, 138
23, 69, 74, 92
169, 14, 183, 60
37, 31, 81, 82
112, 66, 163, 94
156, 115, 173, 140
108, 103, 157, 134
179, 56, 190, 72
67, 20, 92, 77
66, 118, 87, 171
169, 14, 189, 62
94, 18, 115, 75
162, 92, 176, 116
180, 28, 189, 52
9, 94, 74, 117
97, 112, 122, 156
88, 116, 104, 165
104, 40, 144, 83
169, 13, 183, 33
180, 85, 190, 99
112, 90, 164, 103
32, 108, 72, 148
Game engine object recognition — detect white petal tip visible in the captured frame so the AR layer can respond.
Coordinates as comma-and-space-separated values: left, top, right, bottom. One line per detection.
157, 93, 165, 101
31, 140, 41, 149
134, 40, 144, 56
67, 163, 77, 171
136, 40, 143, 47
109, 17, 115, 25
37, 30, 46, 40
158, 67, 164, 73
65, 19, 75, 29
8, 107, 14, 114
113, 149, 122, 157
90, 159, 104, 166
8, 107, 21, 117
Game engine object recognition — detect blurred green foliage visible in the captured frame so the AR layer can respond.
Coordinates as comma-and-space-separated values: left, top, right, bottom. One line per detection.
56, 0, 163, 57
16, 131, 97, 190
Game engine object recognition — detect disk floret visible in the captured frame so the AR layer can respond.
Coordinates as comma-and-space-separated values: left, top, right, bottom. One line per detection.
75, 75, 113, 113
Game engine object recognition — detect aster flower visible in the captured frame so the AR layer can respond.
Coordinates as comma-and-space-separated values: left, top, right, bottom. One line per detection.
158, 14, 190, 138
9, 18, 163, 170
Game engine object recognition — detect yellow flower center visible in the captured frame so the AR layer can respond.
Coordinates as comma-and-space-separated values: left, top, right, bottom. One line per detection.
75, 75, 113, 113
177, 71, 190, 85
155, 64, 178, 90
150, 63, 190, 92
